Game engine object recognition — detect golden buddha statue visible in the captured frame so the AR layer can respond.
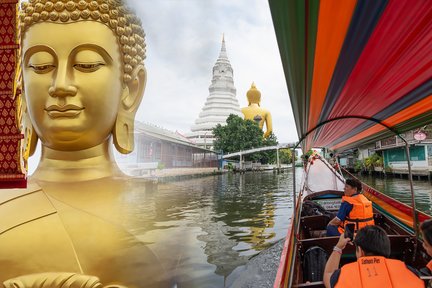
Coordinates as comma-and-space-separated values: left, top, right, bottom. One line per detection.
241, 83, 273, 138
0, 1, 170, 287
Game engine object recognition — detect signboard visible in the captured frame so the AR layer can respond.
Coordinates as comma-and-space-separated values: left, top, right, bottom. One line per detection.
414, 131, 427, 141
315, 199, 341, 211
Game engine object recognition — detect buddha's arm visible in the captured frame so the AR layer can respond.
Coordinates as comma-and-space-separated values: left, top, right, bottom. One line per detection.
264, 112, 273, 138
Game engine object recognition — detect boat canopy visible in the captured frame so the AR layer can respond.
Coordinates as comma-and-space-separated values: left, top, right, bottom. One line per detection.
269, 0, 431, 151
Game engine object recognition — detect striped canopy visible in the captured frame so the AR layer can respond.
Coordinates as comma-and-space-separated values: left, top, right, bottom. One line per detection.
269, 0, 432, 151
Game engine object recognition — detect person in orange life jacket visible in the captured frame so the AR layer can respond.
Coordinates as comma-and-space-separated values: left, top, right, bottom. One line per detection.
324, 225, 425, 288
421, 219, 432, 288
326, 178, 374, 236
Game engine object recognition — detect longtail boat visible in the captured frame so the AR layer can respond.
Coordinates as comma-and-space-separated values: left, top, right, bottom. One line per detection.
274, 154, 431, 287
267, 0, 432, 287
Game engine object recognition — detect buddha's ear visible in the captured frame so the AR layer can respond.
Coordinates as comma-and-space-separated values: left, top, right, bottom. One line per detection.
122, 65, 146, 113
21, 89, 38, 157
113, 66, 146, 154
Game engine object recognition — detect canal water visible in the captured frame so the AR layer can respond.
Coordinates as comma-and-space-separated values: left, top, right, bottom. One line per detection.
125, 170, 431, 287
356, 174, 432, 215
125, 169, 301, 287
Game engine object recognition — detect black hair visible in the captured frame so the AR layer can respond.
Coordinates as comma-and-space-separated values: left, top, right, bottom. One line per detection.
354, 225, 391, 257
329, 153, 334, 157
420, 219, 432, 246
345, 178, 362, 193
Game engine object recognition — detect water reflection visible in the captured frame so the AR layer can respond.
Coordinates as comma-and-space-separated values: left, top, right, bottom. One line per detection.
117, 170, 300, 286
356, 175, 432, 215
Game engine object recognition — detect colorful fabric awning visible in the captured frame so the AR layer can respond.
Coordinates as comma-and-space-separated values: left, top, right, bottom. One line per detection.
269, 0, 432, 151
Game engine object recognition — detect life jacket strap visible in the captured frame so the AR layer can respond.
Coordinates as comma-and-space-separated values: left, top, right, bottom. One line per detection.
345, 217, 374, 223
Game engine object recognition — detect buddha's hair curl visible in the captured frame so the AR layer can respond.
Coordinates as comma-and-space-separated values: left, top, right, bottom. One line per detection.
20, 0, 146, 83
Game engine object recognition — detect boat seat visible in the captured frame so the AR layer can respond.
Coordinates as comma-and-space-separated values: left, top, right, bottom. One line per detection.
301, 213, 386, 239
300, 215, 329, 238
299, 235, 415, 262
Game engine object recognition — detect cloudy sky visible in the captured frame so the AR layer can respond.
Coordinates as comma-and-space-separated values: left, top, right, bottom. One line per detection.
128, 0, 297, 143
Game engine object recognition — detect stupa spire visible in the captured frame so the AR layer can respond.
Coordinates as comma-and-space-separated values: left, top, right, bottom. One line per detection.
218, 33, 228, 60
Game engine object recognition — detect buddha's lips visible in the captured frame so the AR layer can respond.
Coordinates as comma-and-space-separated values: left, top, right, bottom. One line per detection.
45, 105, 84, 118
45, 104, 83, 112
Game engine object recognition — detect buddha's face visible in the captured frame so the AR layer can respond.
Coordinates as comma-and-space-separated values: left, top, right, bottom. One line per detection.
22, 21, 124, 151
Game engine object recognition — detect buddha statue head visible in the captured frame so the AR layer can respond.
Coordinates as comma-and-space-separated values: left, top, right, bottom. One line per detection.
246, 82, 261, 106
19, 0, 146, 163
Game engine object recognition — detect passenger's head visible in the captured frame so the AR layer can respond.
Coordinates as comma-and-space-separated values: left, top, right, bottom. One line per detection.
420, 219, 432, 257
354, 225, 391, 258
20, 0, 146, 155
344, 178, 362, 196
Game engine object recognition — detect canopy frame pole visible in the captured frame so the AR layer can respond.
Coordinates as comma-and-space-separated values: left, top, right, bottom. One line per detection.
403, 140, 419, 239
292, 148, 296, 216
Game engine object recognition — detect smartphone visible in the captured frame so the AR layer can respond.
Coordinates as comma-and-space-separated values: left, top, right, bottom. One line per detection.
344, 223, 355, 241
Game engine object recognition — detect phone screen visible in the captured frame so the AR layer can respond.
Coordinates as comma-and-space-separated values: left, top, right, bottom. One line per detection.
344, 223, 355, 240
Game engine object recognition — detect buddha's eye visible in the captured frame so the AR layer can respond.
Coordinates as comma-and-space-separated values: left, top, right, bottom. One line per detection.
73, 62, 105, 72
28, 64, 55, 73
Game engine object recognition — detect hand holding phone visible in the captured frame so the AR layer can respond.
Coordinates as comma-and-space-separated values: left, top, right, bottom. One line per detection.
344, 223, 355, 241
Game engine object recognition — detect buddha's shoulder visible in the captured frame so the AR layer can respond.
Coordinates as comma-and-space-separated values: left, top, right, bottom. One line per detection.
0, 181, 44, 202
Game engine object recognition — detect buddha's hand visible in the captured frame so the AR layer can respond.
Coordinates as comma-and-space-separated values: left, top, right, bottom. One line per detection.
3, 273, 127, 288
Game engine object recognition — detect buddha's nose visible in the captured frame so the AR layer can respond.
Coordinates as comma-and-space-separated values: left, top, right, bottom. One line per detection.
48, 65, 77, 97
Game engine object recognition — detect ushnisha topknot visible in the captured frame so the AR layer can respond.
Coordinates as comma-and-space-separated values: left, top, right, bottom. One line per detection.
20, 0, 146, 83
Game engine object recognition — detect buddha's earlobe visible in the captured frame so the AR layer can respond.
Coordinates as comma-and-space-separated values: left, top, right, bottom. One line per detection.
21, 91, 38, 158
113, 66, 146, 154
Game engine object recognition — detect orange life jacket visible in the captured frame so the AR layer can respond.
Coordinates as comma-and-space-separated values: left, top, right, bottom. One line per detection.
338, 194, 374, 234
427, 260, 432, 271
335, 256, 425, 288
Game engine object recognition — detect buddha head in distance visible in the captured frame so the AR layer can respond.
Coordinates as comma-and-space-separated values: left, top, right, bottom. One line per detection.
246, 82, 261, 106
20, 0, 146, 179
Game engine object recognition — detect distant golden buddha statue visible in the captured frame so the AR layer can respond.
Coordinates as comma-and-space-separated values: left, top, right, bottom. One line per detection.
241, 83, 273, 138
0, 0, 170, 287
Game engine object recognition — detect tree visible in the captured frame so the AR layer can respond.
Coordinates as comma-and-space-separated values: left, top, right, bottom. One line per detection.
279, 149, 293, 164
213, 114, 264, 154
213, 115, 279, 163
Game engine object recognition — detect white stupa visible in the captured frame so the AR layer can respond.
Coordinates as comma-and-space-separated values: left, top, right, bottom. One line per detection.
187, 36, 242, 149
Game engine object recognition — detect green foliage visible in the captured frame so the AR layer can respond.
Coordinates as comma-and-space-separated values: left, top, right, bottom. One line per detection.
213, 115, 279, 163
279, 149, 293, 164
300, 149, 315, 162
213, 114, 264, 153
363, 153, 383, 172
354, 160, 363, 173
226, 162, 233, 171
384, 165, 392, 173
354, 153, 383, 173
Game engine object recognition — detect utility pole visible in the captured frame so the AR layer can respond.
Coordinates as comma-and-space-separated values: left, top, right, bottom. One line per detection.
276, 148, 280, 170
